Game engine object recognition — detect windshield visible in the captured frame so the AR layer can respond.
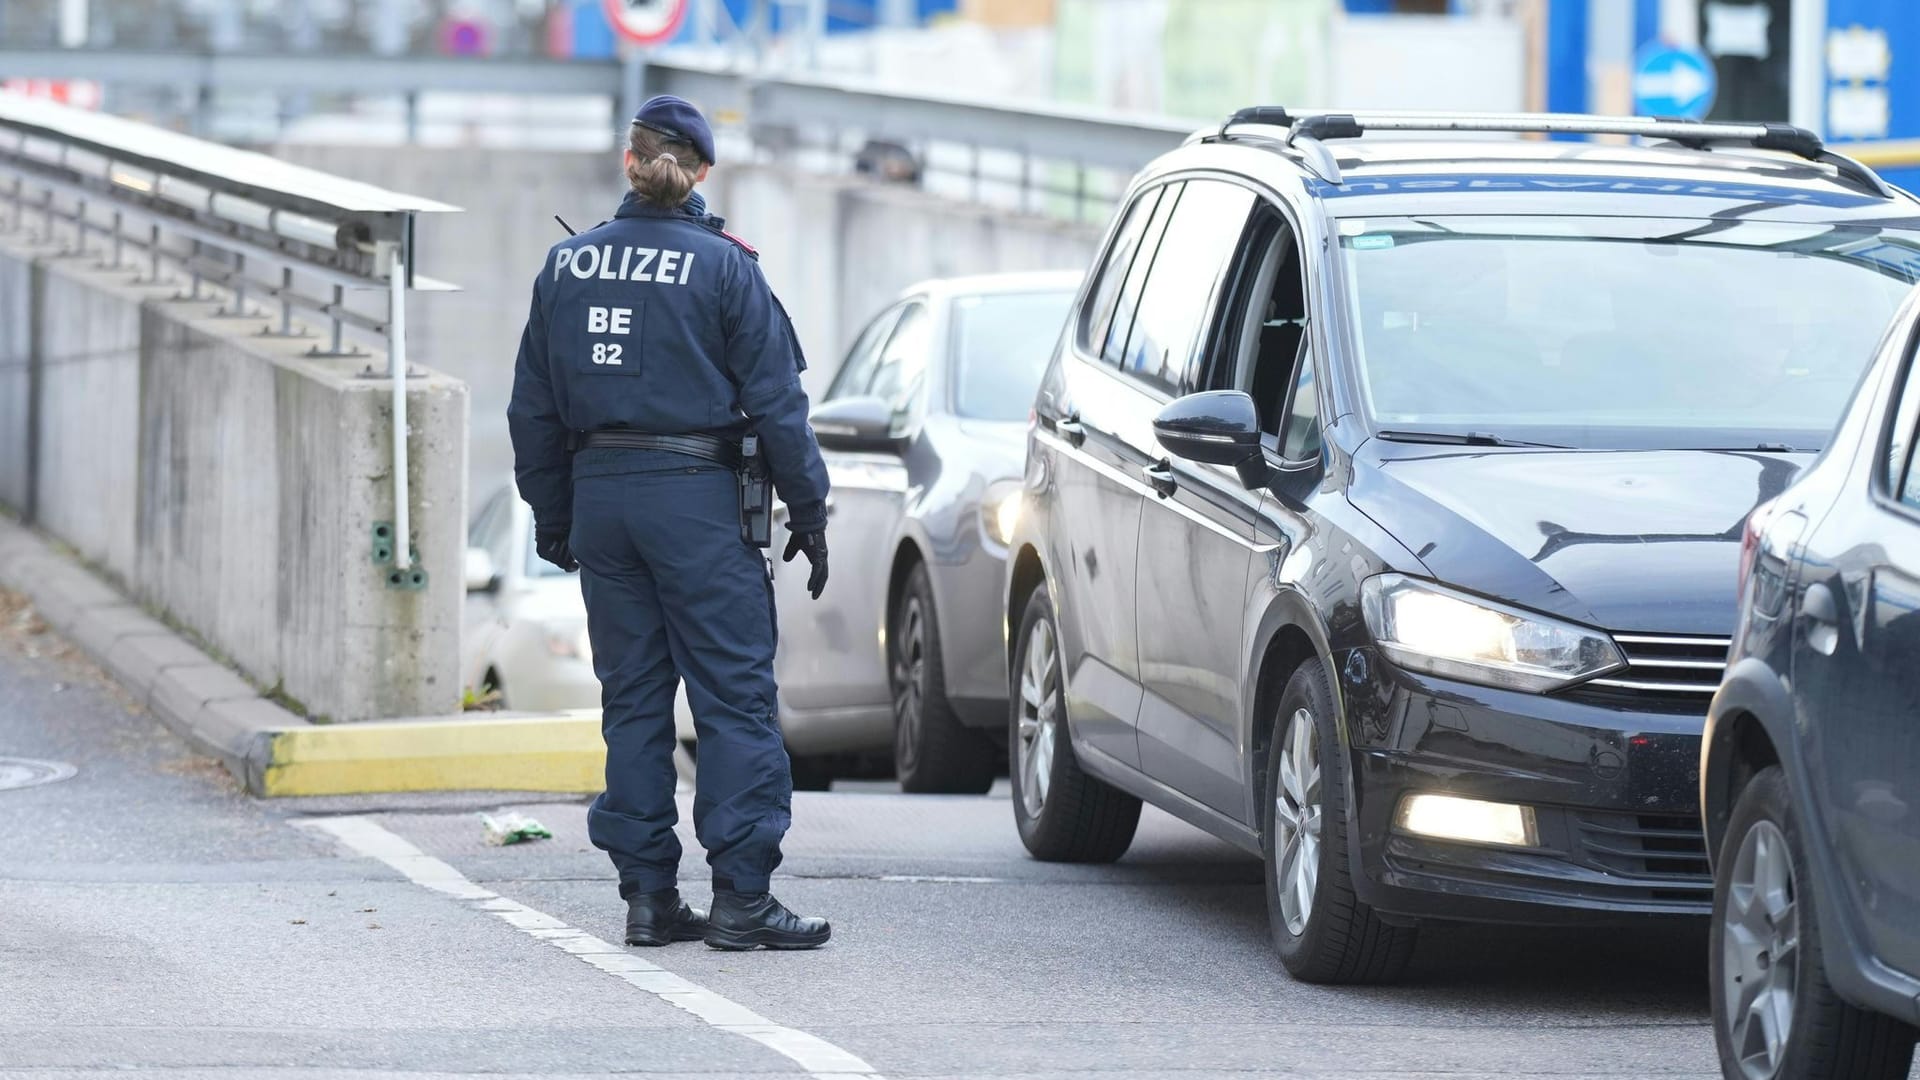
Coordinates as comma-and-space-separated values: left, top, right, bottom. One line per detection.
951, 288, 1075, 421
1338, 216, 1920, 450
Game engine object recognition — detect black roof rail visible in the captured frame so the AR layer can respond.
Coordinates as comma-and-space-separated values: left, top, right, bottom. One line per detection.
1215, 105, 1293, 140
1207, 108, 1899, 198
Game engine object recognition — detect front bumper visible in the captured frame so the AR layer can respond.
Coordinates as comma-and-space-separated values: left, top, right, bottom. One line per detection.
1343, 652, 1712, 924
504, 659, 602, 714
933, 538, 1013, 722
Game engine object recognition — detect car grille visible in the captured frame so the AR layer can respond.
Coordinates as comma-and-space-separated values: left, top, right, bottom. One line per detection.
1569, 811, 1714, 903
1572, 634, 1731, 711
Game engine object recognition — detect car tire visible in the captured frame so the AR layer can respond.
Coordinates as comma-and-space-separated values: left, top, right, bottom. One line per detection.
1009, 584, 1141, 862
891, 563, 995, 795
1265, 660, 1417, 984
788, 753, 835, 792
1711, 766, 1918, 1080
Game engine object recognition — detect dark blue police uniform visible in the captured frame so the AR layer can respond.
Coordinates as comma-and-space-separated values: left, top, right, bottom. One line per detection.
507, 179, 829, 906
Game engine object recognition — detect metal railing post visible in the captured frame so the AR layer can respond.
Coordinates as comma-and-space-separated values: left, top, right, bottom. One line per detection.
229, 253, 247, 315
388, 247, 412, 575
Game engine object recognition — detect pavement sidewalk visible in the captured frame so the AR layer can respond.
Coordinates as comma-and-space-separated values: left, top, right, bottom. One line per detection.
0, 514, 610, 797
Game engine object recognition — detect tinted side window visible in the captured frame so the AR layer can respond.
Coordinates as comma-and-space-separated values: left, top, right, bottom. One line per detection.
469, 487, 508, 541
483, 502, 517, 575
1280, 351, 1322, 462
827, 305, 903, 401
1104, 183, 1183, 369
1118, 180, 1258, 395
1889, 340, 1920, 509
867, 302, 932, 417
1078, 187, 1164, 359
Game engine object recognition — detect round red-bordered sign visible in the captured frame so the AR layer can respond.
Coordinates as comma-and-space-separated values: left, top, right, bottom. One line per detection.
602, 0, 688, 46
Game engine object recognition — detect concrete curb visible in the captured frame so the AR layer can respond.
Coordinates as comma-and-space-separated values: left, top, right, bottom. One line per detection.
0, 516, 608, 797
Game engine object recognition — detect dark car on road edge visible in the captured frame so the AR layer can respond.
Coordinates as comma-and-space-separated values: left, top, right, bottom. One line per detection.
1701, 285, 1920, 1079
1002, 109, 1920, 984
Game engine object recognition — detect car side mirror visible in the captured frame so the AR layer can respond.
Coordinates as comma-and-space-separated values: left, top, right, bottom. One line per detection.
464, 548, 500, 593
812, 395, 901, 453
1153, 390, 1268, 488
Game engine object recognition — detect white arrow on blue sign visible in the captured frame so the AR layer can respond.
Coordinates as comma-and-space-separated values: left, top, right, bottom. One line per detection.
1633, 43, 1718, 120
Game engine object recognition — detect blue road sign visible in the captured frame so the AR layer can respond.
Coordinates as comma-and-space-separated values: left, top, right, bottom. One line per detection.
1633, 43, 1718, 119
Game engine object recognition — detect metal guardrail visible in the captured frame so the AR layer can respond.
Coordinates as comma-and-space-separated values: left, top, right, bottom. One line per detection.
0, 91, 458, 582
0, 48, 1197, 219
0, 48, 623, 97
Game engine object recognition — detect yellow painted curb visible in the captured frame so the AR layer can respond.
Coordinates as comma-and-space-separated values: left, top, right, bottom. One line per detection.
259, 711, 606, 796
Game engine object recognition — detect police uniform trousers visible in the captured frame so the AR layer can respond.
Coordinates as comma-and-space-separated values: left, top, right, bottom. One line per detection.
570, 448, 791, 896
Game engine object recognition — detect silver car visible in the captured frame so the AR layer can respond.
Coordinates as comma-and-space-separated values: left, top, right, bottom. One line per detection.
461, 486, 598, 711
770, 271, 1080, 791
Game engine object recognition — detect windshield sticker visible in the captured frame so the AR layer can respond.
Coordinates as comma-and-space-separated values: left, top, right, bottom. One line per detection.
1351, 234, 1396, 250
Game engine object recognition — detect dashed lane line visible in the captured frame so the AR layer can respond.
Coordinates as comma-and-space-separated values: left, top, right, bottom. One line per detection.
297, 815, 882, 1080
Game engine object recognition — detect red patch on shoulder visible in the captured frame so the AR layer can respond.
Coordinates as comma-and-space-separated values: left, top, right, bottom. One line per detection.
720, 230, 758, 256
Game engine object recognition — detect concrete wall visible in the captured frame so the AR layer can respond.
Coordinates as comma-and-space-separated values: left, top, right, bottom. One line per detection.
0, 245, 31, 510
271, 145, 1103, 496
0, 231, 467, 722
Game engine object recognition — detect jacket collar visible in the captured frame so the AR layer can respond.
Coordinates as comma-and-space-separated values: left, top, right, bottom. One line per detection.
612, 189, 725, 230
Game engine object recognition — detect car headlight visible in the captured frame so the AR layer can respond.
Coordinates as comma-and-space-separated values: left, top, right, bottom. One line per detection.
982, 482, 1022, 546
545, 624, 592, 662
1359, 574, 1623, 693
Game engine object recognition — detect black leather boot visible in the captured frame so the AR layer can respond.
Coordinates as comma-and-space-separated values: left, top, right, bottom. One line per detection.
704, 890, 831, 951
624, 889, 708, 947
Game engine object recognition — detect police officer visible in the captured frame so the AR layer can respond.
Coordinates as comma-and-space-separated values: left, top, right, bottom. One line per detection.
508, 95, 832, 951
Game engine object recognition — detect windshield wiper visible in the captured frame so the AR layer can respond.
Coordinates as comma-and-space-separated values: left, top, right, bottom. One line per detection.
1376, 429, 1571, 449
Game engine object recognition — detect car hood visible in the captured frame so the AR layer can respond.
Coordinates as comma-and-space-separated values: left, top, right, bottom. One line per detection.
1348, 444, 1810, 635
950, 417, 1029, 479
504, 577, 587, 624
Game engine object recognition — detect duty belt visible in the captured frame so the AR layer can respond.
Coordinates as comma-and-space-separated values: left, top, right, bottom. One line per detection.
580, 430, 741, 469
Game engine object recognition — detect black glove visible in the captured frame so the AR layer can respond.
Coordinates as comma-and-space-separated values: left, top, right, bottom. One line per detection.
782, 529, 828, 600
535, 524, 578, 573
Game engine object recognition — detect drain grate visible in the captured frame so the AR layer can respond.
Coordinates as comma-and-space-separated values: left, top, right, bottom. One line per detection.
0, 757, 77, 791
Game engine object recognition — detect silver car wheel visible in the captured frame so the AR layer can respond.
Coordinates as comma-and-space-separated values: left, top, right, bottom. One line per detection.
1274, 706, 1323, 937
891, 596, 927, 767
1722, 818, 1800, 1080
1016, 617, 1058, 819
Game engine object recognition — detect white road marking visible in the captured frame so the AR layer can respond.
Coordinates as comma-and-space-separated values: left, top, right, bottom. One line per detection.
298, 815, 881, 1080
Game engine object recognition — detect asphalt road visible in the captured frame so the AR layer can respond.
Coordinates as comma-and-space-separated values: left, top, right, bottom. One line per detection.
0, 586, 1844, 1080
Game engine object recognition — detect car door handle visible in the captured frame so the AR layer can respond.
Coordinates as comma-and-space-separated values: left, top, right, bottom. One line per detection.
1053, 412, 1086, 447
1142, 458, 1177, 499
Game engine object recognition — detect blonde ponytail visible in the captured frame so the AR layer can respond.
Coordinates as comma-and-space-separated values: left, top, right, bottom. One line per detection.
627, 126, 701, 207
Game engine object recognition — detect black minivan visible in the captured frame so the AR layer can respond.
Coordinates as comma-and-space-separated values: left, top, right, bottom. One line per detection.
1700, 283, 1920, 1078
1002, 110, 1920, 983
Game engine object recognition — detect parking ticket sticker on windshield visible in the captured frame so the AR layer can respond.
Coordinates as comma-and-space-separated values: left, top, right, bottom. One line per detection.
1351, 234, 1396, 250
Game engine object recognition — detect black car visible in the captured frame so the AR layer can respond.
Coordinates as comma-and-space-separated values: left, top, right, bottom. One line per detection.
1700, 287, 1920, 1077
1002, 109, 1920, 984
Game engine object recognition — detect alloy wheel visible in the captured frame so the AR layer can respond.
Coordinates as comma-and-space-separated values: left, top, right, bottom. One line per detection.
1721, 819, 1801, 1080
1016, 617, 1059, 818
891, 596, 927, 768
1273, 707, 1323, 937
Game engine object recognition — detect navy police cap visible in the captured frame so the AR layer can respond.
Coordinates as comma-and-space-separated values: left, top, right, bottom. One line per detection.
632, 95, 715, 167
